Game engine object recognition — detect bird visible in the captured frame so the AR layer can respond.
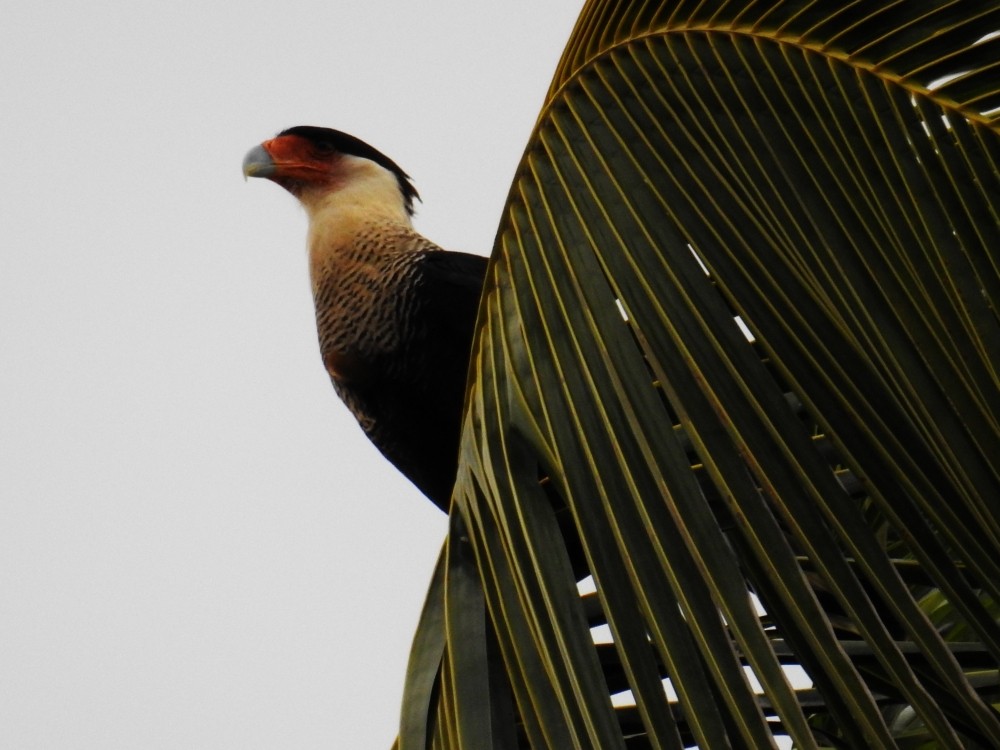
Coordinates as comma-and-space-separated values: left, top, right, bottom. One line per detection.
243, 126, 488, 511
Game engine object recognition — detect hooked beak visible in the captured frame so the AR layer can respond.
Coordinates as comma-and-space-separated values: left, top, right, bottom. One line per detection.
242, 143, 276, 180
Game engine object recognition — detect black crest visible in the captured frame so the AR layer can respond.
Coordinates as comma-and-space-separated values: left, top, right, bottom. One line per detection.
279, 126, 420, 215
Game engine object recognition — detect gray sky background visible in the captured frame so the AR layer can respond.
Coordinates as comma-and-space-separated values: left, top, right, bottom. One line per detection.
1, 2, 582, 747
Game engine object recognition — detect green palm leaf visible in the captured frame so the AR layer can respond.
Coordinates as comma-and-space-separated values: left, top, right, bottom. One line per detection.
398, 1, 1000, 747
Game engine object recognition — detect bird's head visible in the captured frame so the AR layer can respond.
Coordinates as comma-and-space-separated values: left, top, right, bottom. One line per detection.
243, 126, 420, 217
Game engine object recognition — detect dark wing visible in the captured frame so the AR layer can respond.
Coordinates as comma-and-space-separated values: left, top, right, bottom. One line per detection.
341, 250, 488, 510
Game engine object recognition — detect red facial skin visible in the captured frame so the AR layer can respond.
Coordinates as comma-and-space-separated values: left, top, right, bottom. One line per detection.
259, 134, 338, 195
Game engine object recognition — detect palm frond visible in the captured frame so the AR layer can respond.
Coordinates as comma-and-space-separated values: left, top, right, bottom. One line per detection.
398, 2, 1000, 747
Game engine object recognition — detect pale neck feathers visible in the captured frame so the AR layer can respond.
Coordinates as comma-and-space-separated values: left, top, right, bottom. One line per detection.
299, 155, 413, 261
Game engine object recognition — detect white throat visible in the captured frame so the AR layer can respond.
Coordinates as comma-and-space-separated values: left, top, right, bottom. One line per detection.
300, 155, 413, 257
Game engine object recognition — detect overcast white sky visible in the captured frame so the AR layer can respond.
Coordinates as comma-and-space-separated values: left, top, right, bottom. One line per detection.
1, 2, 582, 747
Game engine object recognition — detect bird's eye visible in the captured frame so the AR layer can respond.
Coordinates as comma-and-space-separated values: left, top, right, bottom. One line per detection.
314, 142, 338, 156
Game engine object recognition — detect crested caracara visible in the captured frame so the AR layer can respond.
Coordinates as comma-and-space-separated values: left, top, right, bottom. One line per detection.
243, 126, 487, 511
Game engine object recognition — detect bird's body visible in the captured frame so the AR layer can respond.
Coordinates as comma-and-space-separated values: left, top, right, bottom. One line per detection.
244, 127, 487, 510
